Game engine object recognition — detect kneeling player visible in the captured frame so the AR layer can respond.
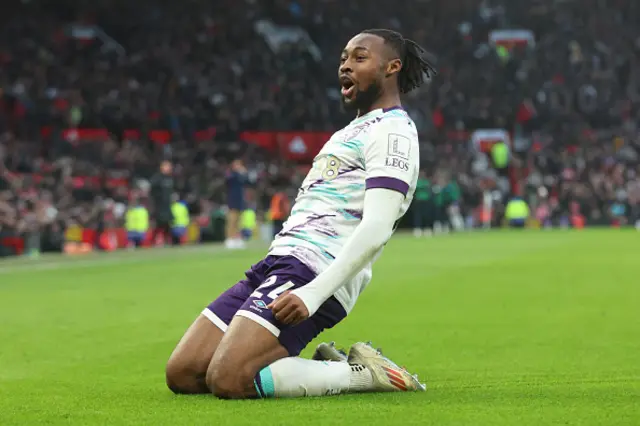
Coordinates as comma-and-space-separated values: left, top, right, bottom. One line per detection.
165, 29, 435, 399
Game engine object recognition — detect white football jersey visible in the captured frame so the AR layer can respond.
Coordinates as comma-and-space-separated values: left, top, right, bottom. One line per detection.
268, 107, 419, 313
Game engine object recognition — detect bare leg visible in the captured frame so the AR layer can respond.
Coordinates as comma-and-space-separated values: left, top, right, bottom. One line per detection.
206, 316, 288, 399
166, 315, 224, 394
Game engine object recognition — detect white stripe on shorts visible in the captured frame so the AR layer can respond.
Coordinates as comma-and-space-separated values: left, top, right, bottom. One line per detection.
201, 308, 229, 332
235, 310, 281, 337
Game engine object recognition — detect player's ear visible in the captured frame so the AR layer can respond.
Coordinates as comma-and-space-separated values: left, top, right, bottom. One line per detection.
385, 58, 402, 78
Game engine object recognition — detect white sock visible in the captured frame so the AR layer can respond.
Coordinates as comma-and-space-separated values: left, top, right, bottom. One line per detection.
412, 228, 422, 237
254, 357, 373, 398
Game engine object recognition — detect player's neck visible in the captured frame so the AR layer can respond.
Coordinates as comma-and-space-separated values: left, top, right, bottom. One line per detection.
356, 94, 402, 118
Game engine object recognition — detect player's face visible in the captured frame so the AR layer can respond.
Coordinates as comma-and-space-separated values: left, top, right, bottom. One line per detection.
338, 34, 387, 112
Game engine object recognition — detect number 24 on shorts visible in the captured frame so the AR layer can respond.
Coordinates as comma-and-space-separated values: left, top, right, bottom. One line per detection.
250, 276, 294, 300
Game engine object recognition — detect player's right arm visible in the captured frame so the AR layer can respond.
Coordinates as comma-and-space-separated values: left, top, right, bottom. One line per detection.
270, 187, 403, 324
274, 118, 418, 323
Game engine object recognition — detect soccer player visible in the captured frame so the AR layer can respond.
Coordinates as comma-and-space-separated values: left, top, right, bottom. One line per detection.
166, 29, 436, 399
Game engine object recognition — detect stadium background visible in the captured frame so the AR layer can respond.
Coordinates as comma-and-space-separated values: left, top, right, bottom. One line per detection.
1, 1, 639, 425
1, 0, 639, 256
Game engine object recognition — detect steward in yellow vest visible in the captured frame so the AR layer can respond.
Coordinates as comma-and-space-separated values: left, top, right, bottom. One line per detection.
126, 204, 149, 247
171, 199, 190, 245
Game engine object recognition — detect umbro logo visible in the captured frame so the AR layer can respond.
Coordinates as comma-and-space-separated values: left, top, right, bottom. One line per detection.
253, 300, 268, 309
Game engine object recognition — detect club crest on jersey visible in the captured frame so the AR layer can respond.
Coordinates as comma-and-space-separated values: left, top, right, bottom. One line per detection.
387, 134, 411, 160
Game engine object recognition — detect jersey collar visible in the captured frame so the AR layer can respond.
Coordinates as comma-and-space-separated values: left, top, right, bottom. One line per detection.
351, 106, 405, 124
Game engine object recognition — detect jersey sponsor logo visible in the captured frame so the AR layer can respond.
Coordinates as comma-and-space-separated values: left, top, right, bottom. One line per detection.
385, 156, 410, 171
387, 133, 411, 160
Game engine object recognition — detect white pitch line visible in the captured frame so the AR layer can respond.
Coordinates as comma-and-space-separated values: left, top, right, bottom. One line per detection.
0, 243, 256, 275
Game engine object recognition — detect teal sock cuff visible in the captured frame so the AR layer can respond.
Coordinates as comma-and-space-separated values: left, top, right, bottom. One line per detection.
254, 366, 275, 398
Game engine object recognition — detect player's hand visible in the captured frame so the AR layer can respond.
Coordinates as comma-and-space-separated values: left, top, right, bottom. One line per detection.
268, 291, 309, 326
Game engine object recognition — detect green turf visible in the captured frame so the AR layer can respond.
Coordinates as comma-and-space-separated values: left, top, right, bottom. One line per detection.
1, 230, 639, 425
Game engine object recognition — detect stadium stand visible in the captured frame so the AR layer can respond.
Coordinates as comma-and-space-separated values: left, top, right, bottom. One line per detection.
1, 0, 639, 256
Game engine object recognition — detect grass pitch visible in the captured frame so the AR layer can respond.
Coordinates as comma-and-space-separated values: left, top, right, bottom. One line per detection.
1, 230, 639, 425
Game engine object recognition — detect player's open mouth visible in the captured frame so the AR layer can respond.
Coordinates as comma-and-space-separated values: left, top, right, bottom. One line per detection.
340, 76, 356, 98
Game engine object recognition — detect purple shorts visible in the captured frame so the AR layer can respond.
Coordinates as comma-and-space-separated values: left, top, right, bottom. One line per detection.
203, 255, 346, 356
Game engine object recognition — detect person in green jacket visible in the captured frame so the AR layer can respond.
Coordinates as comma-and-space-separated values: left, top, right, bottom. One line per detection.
443, 179, 464, 231
431, 172, 449, 234
412, 170, 432, 237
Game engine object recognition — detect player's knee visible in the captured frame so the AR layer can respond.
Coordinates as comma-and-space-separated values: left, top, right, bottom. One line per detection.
165, 359, 186, 394
206, 363, 254, 399
166, 356, 200, 394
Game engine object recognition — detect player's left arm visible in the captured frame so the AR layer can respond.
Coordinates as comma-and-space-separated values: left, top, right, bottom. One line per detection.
270, 120, 418, 325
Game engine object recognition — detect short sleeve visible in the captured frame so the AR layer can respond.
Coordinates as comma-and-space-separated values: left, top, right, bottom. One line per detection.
364, 119, 419, 197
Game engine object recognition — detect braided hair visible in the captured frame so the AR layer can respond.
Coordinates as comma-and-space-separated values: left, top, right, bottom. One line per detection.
361, 29, 437, 94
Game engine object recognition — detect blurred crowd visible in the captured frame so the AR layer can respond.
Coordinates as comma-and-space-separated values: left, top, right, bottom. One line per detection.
1, 0, 640, 255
